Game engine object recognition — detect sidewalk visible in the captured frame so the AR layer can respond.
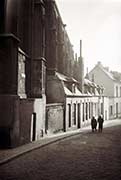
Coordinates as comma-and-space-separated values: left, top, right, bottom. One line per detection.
0, 118, 121, 165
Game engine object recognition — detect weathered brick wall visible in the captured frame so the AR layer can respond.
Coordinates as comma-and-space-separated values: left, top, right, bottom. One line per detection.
46, 103, 64, 134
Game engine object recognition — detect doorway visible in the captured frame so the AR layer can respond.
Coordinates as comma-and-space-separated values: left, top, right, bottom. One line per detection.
31, 113, 36, 141
77, 103, 81, 128
116, 103, 118, 118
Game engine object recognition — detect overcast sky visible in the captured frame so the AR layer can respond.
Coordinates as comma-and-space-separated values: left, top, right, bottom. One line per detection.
56, 0, 121, 74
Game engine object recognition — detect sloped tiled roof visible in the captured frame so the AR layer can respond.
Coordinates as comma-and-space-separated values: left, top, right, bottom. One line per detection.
101, 67, 115, 81
90, 62, 120, 82
84, 78, 103, 89
56, 72, 78, 83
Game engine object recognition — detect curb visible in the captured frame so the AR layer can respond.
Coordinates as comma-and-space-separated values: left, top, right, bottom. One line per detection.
0, 129, 89, 165
0, 119, 121, 165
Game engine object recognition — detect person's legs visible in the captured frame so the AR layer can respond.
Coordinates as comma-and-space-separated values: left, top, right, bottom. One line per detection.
98, 124, 101, 132
92, 127, 94, 132
100, 124, 103, 132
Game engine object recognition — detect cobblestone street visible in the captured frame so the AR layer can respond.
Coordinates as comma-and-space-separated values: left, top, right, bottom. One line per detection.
0, 125, 121, 180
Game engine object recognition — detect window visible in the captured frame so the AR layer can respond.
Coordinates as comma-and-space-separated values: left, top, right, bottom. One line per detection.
18, 49, 26, 98
110, 105, 113, 115
101, 103, 103, 115
73, 104, 76, 125
91, 102, 93, 118
77, 103, 81, 128
82, 103, 85, 122
116, 86, 118, 97
89, 102, 91, 119
116, 103, 118, 117
68, 104, 71, 127
86, 103, 88, 120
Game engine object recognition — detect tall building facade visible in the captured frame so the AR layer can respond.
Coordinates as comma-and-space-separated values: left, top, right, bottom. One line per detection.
0, 0, 46, 148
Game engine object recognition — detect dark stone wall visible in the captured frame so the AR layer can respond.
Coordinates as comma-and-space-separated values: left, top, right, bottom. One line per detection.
45, 0, 58, 70
0, 0, 46, 148
0, 0, 5, 33
0, 95, 20, 148
0, 35, 19, 94
45, 0, 74, 78
17, 0, 33, 56
5, 0, 18, 35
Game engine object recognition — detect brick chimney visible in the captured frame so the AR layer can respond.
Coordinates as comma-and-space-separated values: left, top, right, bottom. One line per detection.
79, 40, 84, 93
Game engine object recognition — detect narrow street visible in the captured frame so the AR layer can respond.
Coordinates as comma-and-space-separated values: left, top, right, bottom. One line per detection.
0, 125, 121, 180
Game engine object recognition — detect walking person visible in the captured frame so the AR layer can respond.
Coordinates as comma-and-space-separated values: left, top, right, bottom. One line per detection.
98, 115, 104, 132
91, 116, 97, 132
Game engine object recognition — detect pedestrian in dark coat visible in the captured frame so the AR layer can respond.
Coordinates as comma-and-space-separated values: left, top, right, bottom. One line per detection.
91, 116, 97, 132
98, 115, 104, 132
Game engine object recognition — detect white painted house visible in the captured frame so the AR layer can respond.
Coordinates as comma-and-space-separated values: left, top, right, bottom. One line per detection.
88, 61, 121, 119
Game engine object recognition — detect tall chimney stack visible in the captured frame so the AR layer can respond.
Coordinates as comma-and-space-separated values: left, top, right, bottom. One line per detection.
80, 40, 82, 57
79, 40, 84, 93
75, 53, 78, 61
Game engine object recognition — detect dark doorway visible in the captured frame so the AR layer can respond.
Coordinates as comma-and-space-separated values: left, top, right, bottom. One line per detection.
0, 128, 11, 148
116, 103, 118, 118
82, 103, 85, 122
68, 104, 71, 127
31, 113, 36, 141
77, 103, 81, 128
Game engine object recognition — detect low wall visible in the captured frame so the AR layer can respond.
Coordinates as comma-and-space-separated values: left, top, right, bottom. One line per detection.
46, 103, 64, 134
19, 95, 46, 145
0, 94, 46, 148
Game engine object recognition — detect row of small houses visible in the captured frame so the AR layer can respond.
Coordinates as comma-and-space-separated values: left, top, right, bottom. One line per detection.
46, 61, 121, 137
46, 72, 108, 136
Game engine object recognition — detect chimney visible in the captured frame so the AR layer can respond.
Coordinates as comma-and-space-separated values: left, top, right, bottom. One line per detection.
85, 67, 89, 79
104, 66, 109, 72
97, 61, 102, 67
75, 53, 78, 61
79, 40, 84, 93
80, 40, 82, 57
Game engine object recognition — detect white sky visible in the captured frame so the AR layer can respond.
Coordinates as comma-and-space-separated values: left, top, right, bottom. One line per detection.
56, 0, 121, 74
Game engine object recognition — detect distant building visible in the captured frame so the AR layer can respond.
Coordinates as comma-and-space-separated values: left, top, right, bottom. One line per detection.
88, 61, 121, 119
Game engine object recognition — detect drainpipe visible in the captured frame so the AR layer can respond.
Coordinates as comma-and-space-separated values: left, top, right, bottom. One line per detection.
63, 95, 67, 132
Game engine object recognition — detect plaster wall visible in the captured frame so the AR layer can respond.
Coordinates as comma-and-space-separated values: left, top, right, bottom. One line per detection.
89, 66, 114, 96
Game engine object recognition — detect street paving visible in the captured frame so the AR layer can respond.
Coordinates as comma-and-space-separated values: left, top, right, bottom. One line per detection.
0, 125, 121, 180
